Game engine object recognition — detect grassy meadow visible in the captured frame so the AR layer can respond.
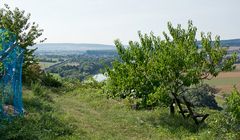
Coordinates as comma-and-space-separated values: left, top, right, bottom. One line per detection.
1, 62, 239, 140
0, 81, 239, 140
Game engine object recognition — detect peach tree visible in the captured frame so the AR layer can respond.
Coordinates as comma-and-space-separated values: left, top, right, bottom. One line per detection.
105, 21, 236, 110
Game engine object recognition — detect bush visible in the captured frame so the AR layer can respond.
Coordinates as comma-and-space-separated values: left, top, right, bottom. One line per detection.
183, 84, 221, 109
226, 88, 240, 122
206, 110, 240, 139
40, 73, 62, 88
83, 76, 105, 89
23, 64, 43, 85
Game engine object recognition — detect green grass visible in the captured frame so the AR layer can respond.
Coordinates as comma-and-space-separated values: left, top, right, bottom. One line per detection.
1, 84, 239, 140
54, 87, 239, 139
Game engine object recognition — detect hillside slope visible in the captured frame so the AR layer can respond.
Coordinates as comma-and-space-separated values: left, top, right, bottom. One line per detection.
0, 84, 239, 140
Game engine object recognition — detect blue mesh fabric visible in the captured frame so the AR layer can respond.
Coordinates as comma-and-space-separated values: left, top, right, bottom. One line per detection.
0, 28, 24, 119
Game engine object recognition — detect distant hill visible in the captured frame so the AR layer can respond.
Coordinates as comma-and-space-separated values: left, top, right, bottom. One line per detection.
33, 43, 116, 52
220, 39, 240, 47
34, 39, 240, 52
197, 39, 240, 47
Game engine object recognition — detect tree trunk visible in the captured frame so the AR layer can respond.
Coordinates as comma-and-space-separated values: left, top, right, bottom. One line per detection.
171, 92, 186, 118
169, 100, 175, 115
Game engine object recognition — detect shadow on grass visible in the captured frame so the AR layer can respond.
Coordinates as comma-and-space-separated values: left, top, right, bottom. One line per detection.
143, 111, 208, 134
23, 96, 54, 113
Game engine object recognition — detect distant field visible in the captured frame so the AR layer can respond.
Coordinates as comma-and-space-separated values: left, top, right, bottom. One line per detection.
63, 62, 79, 66
39, 62, 58, 69
205, 71, 240, 93
233, 63, 240, 71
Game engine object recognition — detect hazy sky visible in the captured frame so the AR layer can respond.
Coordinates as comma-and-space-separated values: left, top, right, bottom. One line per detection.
1, 0, 240, 45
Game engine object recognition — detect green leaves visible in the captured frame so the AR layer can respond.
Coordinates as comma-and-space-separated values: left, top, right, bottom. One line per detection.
106, 21, 236, 108
0, 4, 45, 83
226, 88, 240, 121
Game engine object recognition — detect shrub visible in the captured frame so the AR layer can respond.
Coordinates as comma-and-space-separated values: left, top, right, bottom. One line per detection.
23, 64, 43, 85
83, 76, 104, 89
226, 88, 240, 122
183, 84, 221, 109
40, 72, 62, 88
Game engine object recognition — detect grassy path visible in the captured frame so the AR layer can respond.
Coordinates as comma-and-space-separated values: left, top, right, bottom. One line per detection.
7, 86, 236, 140
55, 88, 165, 139
52, 87, 219, 140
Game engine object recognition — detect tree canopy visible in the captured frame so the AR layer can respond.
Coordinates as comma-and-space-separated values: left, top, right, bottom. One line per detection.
105, 21, 237, 108
0, 4, 45, 82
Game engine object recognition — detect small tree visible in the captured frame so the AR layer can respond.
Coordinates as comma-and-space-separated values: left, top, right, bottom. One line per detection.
0, 4, 45, 83
105, 21, 236, 111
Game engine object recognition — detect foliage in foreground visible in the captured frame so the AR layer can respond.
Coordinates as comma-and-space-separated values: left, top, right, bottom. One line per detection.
0, 4, 45, 84
226, 88, 240, 122
0, 84, 73, 140
40, 72, 62, 88
105, 21, 236, 109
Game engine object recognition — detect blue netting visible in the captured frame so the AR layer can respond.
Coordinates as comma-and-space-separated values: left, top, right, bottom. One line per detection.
0, 28, 24, 119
